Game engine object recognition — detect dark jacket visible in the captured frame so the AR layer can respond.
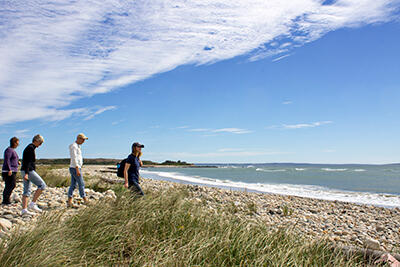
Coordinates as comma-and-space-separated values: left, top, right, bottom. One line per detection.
2, 147, 19, 172
21, 143, 36, 173
126, 154, 140, 183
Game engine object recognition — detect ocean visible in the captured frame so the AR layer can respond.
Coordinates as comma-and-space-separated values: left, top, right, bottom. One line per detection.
141, 163, 400, 208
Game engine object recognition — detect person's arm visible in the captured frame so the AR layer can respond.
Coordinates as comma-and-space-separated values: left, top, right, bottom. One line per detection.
22, 147, 33, 180
137, 152, 143, 167
124, 163, 130, 188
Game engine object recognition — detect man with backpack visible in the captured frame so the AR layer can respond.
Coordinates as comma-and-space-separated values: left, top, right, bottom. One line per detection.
119, 142, 144, 196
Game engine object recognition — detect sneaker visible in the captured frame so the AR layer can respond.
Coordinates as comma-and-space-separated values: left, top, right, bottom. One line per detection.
28, 202, 42, 213
21, 209, 35, 216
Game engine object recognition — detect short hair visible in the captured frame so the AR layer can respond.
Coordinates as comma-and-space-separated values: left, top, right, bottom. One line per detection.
10, 137, 19, 148
32, 134, 44, 144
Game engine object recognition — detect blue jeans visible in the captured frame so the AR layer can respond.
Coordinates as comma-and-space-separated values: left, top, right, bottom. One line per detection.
21, 170, 46, 197
68, 168, 86, 198
129, 180, 144, 196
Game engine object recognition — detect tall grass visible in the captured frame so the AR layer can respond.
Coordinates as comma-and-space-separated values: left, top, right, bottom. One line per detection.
0, 186, 367, 266
35, 165, 113, 192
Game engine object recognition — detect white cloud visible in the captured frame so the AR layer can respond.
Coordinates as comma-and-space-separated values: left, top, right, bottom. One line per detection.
187, 127, 252, 134
272, 54, 291, 62
212, 128, 252, 134
14, 129, 30, 138
282, 121, 333, 129
111, 119, 125, 125
282, 101, 293, 105
83, 106, 116, 121
217, 148, 244, 152
188, 128, 210, 132
1, 0, 399, 125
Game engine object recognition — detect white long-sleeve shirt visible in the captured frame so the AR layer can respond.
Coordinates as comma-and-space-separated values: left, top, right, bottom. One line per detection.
69, 142, 83, 168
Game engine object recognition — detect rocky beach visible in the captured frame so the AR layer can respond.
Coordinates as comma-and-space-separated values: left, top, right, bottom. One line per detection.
1, 165, 399, 256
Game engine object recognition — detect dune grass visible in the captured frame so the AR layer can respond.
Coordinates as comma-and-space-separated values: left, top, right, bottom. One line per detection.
35, 165, 113, 192
0, 186, 369, 266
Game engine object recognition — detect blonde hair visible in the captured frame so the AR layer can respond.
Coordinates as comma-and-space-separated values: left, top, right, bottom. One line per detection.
133, 150, 142, 158
32, 134, 44, 144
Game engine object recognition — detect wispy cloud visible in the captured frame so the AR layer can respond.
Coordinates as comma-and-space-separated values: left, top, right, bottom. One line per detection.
212, 128, 252, 134
282, 101, 293, 105
187, 127, 252, 135
83, 106, 116, 121
217, 148, 244, 152
272, 54, 291, 62
282, 121, 333, 129
1, 1, 399, 125
267, 121, 333, 129
111, 119, 125, 126
14, 129, 30, 138
188, 128, 210, 132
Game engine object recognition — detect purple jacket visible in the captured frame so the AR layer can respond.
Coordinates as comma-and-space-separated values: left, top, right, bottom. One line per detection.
2, 147, 19, 172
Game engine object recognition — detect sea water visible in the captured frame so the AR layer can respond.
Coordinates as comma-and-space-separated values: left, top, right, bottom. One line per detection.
141, 163, 400, 208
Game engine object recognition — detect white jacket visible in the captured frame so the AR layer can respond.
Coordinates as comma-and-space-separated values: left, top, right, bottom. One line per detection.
69, 142, 83, 168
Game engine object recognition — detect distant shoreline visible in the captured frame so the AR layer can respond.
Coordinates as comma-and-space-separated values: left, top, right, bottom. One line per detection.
0, 158, 398, 167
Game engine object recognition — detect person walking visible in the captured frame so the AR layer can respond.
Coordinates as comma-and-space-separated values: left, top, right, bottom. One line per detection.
21, 134, 46, 216
2, 137, 20, 205
67, 133, 89, 207
123, 142, 144, 196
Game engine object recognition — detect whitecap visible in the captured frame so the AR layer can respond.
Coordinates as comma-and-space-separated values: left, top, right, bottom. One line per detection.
140, 169, 400, 208
256, 168, 286, 172
322, 168, 347, 172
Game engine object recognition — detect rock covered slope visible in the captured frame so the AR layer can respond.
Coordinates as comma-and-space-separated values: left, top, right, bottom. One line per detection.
73, 165, 400, 253
1, 165, 400, 255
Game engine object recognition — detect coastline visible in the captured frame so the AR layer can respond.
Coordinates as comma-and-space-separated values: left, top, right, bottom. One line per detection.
85, 165, 400, 253
2, 165, 399, 255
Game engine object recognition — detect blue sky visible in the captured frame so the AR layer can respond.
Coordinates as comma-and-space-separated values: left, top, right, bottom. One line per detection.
1, 1, 400, 163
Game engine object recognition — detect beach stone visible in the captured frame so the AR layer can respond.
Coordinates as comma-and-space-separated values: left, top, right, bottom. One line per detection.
0, 230, 7, 239
104, 190, 117, 200
12, 194, 21, 203
2, 214, 14, 220
0, 218, 12, 231
363, 238, 381, 250
376, 225, 384, 232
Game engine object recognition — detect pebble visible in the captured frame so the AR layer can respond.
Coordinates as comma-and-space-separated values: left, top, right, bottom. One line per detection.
0, 218, 12, 231
363, 238, 381, 250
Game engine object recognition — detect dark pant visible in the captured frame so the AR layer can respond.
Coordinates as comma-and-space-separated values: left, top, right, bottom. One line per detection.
2, 172, 16, 204
128, 180, 144, 196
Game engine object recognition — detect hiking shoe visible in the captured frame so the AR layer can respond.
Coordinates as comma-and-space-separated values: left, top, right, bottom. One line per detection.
21, 209, 35, 217
28, 202, 42, 213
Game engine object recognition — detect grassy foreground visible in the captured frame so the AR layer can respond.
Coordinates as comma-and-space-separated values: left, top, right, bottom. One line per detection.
0, 186, 368, 266
35, 165, 113, 192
